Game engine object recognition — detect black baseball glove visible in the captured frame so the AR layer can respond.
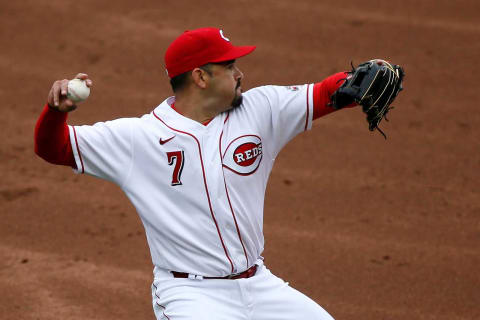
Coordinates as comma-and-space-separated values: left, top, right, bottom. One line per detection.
330, 59, 405, 138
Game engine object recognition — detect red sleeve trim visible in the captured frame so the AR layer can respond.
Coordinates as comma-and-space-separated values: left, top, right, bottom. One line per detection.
34, 104, 76, 168
72, 126, 85, 173
313, 72, 356, 120
304, 84, 310, 131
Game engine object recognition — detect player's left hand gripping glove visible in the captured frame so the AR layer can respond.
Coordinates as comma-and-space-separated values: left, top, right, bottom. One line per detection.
330, 59, 405, 138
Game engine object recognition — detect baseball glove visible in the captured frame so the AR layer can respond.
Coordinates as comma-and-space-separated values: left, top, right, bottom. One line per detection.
330, 59, 405, 138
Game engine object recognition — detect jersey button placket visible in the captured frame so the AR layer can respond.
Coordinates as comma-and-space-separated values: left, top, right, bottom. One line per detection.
201, 132, 238, 273
218, 127, 251, 272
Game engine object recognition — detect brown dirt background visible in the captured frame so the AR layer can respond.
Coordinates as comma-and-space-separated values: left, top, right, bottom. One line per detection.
1, 0, 479, 319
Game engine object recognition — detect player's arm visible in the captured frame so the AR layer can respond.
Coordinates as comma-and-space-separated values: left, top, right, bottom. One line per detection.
312, 72, 356, 120
34, 104, 76, 167
34, 73, 92, 167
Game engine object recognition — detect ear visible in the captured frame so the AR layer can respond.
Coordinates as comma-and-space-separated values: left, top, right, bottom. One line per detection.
191, 68, 209, 89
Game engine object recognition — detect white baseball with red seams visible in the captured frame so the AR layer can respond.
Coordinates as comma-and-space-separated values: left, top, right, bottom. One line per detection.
67, 78, 90, 103
68, 84, 334, 319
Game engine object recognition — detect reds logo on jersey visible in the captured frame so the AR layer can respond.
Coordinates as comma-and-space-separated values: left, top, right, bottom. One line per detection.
223, 135, 262, 175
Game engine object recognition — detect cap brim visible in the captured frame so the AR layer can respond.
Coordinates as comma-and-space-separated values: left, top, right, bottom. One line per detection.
209, 45, 256, 63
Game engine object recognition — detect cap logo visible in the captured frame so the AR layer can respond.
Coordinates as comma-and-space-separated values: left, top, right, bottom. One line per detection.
219, 29, 230, 42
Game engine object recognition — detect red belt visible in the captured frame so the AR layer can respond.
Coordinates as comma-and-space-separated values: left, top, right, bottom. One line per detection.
172, 265, 258, 280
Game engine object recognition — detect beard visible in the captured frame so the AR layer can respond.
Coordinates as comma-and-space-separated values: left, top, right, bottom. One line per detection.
230, 80, 243, 109
231, 94, 243, 109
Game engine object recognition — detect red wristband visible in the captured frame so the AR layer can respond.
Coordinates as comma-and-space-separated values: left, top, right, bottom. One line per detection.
313, 72, 356, 120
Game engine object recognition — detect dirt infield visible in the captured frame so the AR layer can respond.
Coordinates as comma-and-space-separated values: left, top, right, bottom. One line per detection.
1, 0, 479, 319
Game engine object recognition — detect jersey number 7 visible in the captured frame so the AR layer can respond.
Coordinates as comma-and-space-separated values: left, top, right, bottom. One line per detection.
166, 151, 185, 186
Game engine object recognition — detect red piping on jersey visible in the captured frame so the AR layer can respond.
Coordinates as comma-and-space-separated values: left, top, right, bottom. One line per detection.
152, 110, 235, 273
304, 84, 310, 131
72, 126, 85, 174
223, 113, 230, 125
219, 125, 249, 268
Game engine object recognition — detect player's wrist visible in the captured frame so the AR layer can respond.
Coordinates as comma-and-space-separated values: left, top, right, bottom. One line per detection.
47, 102, 62, 112
47, 102, 76, 113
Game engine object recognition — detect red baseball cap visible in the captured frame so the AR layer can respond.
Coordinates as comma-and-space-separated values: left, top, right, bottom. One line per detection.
165, 27, 256, 78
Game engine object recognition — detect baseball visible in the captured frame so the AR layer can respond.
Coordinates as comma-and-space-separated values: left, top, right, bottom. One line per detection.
67, 78, 90, 103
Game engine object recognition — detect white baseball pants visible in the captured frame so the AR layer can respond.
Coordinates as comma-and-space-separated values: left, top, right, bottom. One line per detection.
151, 261, 334, 320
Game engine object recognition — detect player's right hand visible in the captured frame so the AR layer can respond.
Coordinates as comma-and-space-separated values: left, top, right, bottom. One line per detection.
47, 73, 93, 112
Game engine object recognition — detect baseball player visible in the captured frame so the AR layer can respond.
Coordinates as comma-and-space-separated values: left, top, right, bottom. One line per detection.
35, 27, 403, 319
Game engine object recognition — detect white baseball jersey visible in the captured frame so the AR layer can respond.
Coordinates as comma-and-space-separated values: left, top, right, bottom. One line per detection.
68, 84, 314, 277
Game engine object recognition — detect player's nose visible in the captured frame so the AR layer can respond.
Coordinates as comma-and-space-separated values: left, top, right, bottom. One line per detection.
234, 66, 244, 80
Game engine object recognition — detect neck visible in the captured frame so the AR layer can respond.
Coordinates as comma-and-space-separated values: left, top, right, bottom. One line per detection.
173, 92, 225, 124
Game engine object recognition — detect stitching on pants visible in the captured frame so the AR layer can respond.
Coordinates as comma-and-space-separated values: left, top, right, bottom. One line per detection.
153, 283, 171, 320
